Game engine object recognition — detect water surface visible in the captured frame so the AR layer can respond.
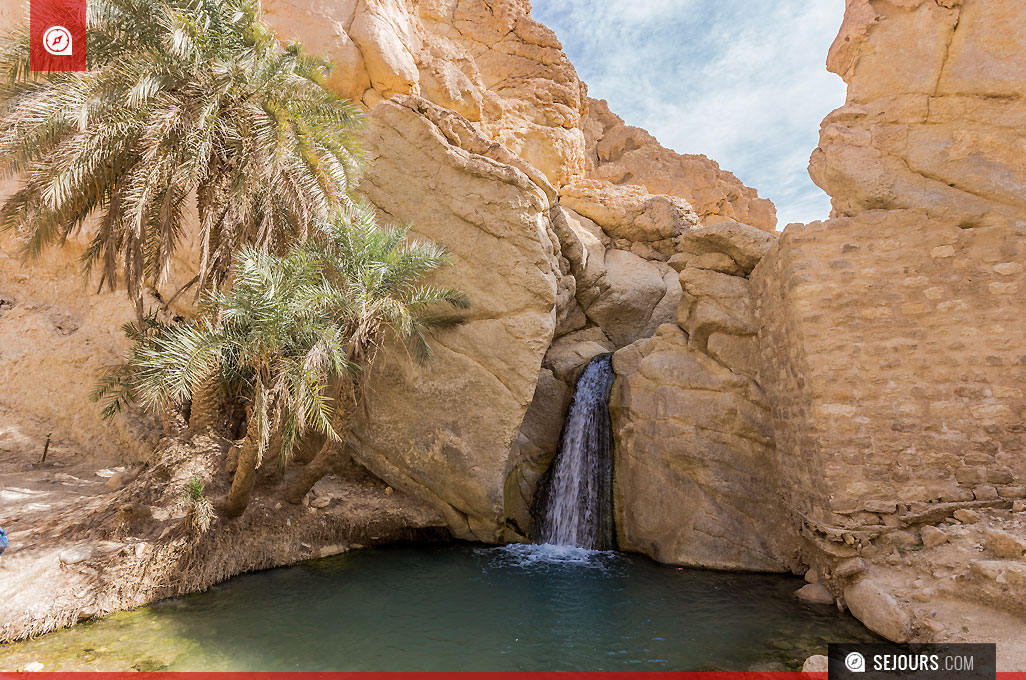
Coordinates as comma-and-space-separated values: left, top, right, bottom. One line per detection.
0, 544, 878, 671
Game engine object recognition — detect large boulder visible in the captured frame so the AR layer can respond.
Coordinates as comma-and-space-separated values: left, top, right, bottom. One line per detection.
543, 327, 615, 383
351, 97, 560, 542
558, 179, 700, 258
810, 0, 1026, 230
610, 324, 799, 572
583, 249, 674, 348
677, 267, 757, 349
678, 221, 776, 274
844, 578, 912, 643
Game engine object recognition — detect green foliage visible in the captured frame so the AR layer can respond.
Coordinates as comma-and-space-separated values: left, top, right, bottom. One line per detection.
90, 313, 177, 420
130, 245, 351, 461
105, 208, 467, 467
186, 476, 205, 501
308, 204, 470, 365
0, 0, 365, 311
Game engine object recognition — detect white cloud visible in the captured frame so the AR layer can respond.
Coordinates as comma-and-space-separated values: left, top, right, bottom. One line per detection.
532, 0, 848, 227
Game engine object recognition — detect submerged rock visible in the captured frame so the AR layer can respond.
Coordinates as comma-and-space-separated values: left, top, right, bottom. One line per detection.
795, 583, 835, 605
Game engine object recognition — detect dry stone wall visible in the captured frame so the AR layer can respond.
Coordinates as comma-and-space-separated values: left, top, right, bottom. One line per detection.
754, 209, 1026, 549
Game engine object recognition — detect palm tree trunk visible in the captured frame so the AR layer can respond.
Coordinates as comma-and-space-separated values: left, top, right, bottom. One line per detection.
284, 379, 358, 504
223, 428, 260, 517
160, 402, 188, 437
189, 370, 223, 434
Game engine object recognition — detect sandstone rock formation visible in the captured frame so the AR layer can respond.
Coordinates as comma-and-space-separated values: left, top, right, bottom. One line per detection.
260, 0, 775, 235
810, 0, 1026, 231
252, 0, 782, 558
261, 0, 588, 188
2, 0, 1024, 661
582, 98, 777, 231
610, 324, 797, 572
0, 0, 777, 555
501, 146, 780, 549
350, 95, 560, 542
0, 232, 158, 462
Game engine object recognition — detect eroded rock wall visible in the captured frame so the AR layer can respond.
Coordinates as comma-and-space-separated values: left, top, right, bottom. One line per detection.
810, 0, 1026, 230
351, 96, 559, 542
582, 98, 777, 231
0, 0, 780, 559
261, 0, 588, 187
0, 233, 159, 463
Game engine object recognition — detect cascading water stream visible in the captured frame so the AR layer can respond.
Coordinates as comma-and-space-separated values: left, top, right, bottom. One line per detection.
535, 354, 616, 550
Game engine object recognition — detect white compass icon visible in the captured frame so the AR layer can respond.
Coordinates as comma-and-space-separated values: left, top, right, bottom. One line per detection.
43, 25, 73, 56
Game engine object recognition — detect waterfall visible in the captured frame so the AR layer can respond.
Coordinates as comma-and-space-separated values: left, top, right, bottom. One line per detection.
535, 354, 617, 550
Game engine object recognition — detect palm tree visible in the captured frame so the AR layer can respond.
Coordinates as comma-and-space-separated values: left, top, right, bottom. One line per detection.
130, 245, 354, 516
106, 209, 467, 517
91, 313, 189, 436
0, 0, 364, 319
282, 206, 468, 504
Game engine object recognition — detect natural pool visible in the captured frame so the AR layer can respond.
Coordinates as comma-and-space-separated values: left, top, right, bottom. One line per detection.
0, 543, 879, 671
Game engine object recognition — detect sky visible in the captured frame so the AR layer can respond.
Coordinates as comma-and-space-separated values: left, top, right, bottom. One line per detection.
530, 0, 848, 228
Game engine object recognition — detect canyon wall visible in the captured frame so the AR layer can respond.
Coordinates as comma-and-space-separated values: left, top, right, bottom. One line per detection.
752, 0, 1026, 654
0, 0, 779, 556
0, 231, 159, 462
2, 0, 1025, 653
810, 0, 1026, 231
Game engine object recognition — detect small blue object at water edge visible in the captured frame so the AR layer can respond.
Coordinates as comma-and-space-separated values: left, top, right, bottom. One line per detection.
0, 526, 7, 557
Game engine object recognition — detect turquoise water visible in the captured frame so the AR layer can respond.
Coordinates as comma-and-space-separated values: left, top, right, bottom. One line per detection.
0, 544, 878, 672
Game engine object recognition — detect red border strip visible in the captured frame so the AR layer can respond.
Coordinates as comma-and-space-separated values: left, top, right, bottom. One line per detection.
0, 674, 1022, 678
0, 675, 820, 679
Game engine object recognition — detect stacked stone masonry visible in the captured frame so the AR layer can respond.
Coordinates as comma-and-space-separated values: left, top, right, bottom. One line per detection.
753, 210, 1026, 535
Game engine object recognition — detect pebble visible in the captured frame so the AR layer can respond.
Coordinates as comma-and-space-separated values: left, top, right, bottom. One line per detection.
953, 509, 980, 524
835, 557, 866, 577
23, 662, 44, 672
58, 546, 94, 565
802, 655, 829, 673
921, 525, 949, 548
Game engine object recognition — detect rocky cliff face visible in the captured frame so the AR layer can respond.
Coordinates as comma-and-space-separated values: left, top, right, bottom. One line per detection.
261, 0, 588, 187
350, 96, 560, 542
810, 0, 1026, 231
753, 0, 1026, 660
0, 0, 779, 562
582, 98, 777, 232
0, 231, 158, 462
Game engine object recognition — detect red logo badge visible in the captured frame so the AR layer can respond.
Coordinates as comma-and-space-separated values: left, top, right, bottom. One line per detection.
30, 0, 86, 71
